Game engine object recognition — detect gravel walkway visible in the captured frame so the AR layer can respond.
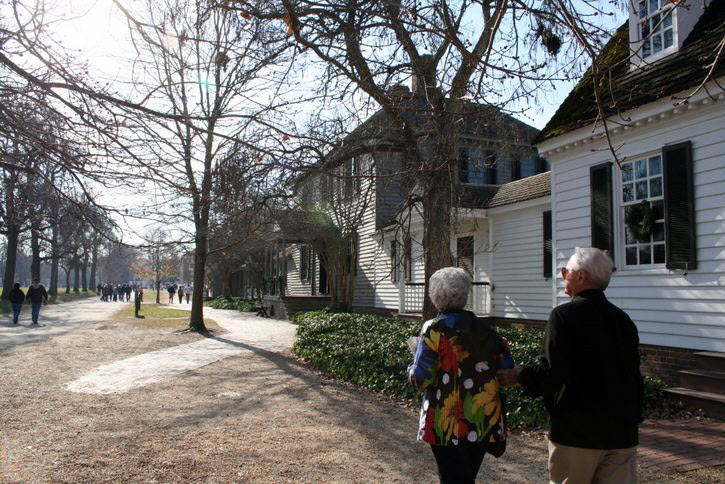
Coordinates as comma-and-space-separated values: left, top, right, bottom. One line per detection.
66, 305, 296, 394
2, 298, 722, 483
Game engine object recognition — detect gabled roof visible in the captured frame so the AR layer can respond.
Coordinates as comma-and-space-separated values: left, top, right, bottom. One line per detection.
456, 171, 551, 209
536, 0, 725, 143
328, 95, 540, 165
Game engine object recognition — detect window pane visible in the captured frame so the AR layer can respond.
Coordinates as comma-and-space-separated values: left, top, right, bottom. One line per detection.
653, 34, 662, 53
622, 163, 633, 182
653, 222, 665, 242
664, 28, 673, 48
651, 14, 661, 32
652, 199, 664, 219
663, 12, 672, 28
639, 0, 646, 18
653, 244, 666, 264
626, 247, 638, 265
635, 159, 647, 178
625, 226, 637, 245
650, 177, 663, 197
636, 180, 648, 200
623, 183, 634, 202
639, 245, 652, 264
649, 0, 658, 14
649, 156, 661, 175
643, 39, 651, 57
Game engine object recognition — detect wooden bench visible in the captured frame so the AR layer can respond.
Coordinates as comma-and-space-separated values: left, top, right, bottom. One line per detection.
255, 305, 270, 318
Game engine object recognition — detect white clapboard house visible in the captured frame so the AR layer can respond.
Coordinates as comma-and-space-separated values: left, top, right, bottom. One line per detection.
535, 0, 725, 413
238, 78, 555, 324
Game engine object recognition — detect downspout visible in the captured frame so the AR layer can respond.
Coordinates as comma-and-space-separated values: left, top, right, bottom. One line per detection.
488, 216, 494, 316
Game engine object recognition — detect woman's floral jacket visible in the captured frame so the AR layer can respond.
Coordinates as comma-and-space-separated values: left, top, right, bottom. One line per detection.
408, 310, 508, 447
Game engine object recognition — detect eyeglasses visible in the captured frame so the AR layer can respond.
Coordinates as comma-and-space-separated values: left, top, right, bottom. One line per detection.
561, 267, 574, 277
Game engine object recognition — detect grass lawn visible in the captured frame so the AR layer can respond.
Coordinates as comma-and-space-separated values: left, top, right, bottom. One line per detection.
108, 299, 221, 332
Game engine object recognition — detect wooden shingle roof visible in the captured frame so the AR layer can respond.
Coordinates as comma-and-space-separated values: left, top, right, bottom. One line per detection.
456, 171, 551, 209
536, 0, 725, 143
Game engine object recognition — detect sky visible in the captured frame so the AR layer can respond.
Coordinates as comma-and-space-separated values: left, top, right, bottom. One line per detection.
41, 0, 629, 244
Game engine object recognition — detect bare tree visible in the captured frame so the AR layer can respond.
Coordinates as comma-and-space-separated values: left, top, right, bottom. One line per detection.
232, 0, 620, 316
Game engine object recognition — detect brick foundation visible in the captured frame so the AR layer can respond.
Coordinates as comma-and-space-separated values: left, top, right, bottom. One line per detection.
638, 344, 698, 386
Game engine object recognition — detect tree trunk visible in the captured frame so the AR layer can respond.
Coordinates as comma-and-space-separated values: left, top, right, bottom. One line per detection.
89, 238, 98, 291
81, 252, 89, 292
73, 261, 80, 293
49, 223, 59, 297
422, 162, 454, 319
1, 226, 20, 300
64, 266, 71, 293
155, 279, 161, 304
30, 224, 41, 282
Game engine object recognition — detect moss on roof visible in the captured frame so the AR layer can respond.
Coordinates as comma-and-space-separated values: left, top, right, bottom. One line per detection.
536, 0, 725, 144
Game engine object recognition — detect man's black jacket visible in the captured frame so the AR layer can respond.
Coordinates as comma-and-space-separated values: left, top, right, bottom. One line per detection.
518, 289, 644, 449
26, 285, 48, 304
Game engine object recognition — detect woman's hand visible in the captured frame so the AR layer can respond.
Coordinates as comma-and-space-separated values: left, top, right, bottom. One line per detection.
496, 368, 522, 387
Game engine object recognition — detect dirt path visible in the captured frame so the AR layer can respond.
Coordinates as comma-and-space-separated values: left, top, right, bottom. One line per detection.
0, 300, 719, 483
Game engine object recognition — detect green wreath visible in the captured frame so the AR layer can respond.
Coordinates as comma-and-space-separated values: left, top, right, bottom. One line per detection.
625, 201, 656, 242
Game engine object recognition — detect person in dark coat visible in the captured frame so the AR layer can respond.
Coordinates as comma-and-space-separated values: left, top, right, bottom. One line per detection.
177, 284, 184, 304
26, 278, 49, 326
498, 247, 643, 484
9, 283, 25, 324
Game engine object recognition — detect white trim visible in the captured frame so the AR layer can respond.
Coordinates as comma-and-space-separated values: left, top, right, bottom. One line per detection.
537, 77, 725, 157
487, 196, 551, 215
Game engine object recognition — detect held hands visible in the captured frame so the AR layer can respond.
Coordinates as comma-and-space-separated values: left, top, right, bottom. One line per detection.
496, 368, 522, 388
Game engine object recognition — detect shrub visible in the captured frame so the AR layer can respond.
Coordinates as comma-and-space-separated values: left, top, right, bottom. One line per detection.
204, 296, 257, 312
292, 311, 551, 428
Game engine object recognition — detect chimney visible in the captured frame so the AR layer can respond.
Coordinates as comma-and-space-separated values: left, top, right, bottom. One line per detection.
411, 54, 436, 95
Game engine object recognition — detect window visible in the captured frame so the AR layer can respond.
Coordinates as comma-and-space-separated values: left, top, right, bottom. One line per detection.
513, 156, 549, 180
621, 156, 665, 266
404, 236, 412, 282
457, 236, 474, 276
638, 0, 675, 59
299, 245, 311, 281
390, 240, 398, 283
543, 211, 552, 278
459, 147, 497, 185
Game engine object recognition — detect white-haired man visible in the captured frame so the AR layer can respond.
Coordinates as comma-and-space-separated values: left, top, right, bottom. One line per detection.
498, 247, 643, 484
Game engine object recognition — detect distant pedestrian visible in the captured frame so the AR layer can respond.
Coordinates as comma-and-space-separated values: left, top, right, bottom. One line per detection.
167, 284, 176, 304
184, 284, 192, 304
9, 283, 25, 325
96, 283, 102, 298
134, 287, 143, 318
26, 278, 48, 326
177, 284, 184, 304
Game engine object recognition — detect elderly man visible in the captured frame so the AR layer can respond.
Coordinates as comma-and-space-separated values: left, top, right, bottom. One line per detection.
498, 247, 643, 484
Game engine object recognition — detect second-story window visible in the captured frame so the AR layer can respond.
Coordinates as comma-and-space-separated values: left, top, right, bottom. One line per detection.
459, 147, 497, 185
639, 0, 675, 59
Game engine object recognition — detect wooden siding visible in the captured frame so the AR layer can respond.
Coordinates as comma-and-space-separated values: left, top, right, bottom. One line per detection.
490, 205, 552, 321
285, 243, 314, 296
547, 99, 725, 352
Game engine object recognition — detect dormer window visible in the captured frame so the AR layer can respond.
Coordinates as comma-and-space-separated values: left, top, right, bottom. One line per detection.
638, 0, 675, 59
459, 146, 497, 185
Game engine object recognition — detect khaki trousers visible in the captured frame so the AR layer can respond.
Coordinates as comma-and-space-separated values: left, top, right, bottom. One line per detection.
548, 440, 638, 484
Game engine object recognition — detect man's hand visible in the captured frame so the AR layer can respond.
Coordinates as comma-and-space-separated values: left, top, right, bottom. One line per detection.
496, 368, 521, 388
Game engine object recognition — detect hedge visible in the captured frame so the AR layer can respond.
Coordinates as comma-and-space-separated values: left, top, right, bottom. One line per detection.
292, 310, 666, 430
204, 296, 257, 312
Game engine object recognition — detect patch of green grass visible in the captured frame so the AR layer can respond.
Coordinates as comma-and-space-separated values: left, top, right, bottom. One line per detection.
110, 303, 221, 331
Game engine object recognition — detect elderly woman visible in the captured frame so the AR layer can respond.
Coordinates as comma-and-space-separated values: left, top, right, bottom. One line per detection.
408, 267, 511, 483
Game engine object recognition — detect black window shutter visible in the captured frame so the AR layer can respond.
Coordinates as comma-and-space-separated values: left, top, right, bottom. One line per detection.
543, 210, 552, 278
590, 162, 614, 258
663, 141, 696, 270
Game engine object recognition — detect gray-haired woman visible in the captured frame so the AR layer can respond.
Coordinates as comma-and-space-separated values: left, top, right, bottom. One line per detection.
408, 267, 513, 483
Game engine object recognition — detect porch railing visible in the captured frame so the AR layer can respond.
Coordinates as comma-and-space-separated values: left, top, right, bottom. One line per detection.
402, 281, 490, 315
